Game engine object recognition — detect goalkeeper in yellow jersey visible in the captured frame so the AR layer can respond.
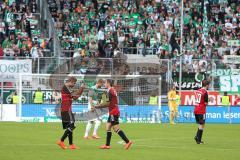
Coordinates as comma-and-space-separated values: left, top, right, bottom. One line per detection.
168, 86, 178, 125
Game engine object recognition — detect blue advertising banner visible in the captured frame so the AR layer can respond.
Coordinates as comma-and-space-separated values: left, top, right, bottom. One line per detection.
21, 104, 240, 123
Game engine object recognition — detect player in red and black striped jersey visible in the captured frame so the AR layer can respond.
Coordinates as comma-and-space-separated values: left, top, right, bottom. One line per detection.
194, 80, 212, 144
94, 79, 133, 150
57, 77, 85, 150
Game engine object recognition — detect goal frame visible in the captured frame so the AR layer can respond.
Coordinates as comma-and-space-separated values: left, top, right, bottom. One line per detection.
17, 73, 162, 122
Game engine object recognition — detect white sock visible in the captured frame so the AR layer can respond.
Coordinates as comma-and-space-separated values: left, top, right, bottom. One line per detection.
84, 121, 93, 137
93, 120, 101, 136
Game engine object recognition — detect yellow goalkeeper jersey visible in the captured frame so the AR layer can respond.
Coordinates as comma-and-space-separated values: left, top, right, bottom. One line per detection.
168, 90, 177, 108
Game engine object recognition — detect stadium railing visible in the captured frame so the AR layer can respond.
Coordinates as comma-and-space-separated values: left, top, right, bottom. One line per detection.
1, 56, 238, 92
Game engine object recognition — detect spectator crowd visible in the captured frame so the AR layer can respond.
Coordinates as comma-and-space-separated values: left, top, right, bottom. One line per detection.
48, 0, 239, 58
47, 0, 239, 74
0, 0, 52, 60
0, 0, 239, 74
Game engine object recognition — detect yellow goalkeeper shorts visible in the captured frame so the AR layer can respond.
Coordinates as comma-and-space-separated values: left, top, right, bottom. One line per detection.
169, 105, 178, 112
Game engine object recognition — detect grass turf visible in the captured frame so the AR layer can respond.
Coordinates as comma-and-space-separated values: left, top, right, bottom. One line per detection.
0, 123, 239, 160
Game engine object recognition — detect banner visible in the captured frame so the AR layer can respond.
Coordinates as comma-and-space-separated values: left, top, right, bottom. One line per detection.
172, 72, 206, 90
227, 40, 240, 47
180, 91, 240, 106
0, 104, 17, 121
20, 117, 44, 122
207, 69, 240, 76
223, 55, 240, 64
161, 106, 240, 123
19, 104, 240, 123
1, 89, 88, 104
0, 59, 32, 81
220, 75, 240, 93
1, 89, 33, 104
0, 89, 133, 105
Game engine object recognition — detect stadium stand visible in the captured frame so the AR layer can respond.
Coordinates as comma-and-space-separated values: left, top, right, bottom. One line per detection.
47, 0, 239, 59
0, 0, 53, 60
0, 0, 239, 92
44, 0, 239, 81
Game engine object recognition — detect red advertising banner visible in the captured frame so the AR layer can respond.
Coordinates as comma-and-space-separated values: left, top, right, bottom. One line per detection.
180, 91, 240, 106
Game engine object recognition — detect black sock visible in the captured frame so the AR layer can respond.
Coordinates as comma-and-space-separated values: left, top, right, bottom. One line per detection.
197, 129, 203, 142
117, 130, 129, 143
61, 129, 70, 142
68, 131, 73, 145
106, 131, 112, 146
195, 129, 199, 139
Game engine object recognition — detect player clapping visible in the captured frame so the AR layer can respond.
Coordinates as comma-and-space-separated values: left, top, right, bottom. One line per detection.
57, 77, 85, 149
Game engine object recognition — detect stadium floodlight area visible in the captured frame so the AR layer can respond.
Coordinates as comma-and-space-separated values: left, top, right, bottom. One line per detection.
15, 73, 162, 123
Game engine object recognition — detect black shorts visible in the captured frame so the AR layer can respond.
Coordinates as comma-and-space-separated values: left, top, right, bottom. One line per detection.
107, 115, 119, 126
195, 114, 206, 125
61, 111, 75, 129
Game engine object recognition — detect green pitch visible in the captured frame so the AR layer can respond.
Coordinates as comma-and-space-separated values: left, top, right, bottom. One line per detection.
0, 123, 239, 160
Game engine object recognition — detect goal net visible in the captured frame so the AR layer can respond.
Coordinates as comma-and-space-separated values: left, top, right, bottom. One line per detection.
16, 74, 162, 123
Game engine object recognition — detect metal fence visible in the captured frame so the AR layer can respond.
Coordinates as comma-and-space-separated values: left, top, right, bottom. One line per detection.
1, 56, 238, 91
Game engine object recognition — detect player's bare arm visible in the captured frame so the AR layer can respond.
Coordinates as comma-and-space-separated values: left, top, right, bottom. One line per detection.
72, 84, 85, 100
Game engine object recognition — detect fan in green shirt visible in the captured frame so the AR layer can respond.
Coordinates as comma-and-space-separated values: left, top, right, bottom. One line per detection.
62, 40, 71, 50
31, 30, 41, 37
122, 13, 130, 20
111, 13, 118, 20
73, 41, 80, 50
21, 41, 28, 50
128, 18, 137, 28
8, 0, 15, 5
2, 38, 12, 48
160, 39, 170, 51
5, 12, 14, 23
183, 13, 191, 25
72, 22, 80, 33
15, 29, 21, 35
79, 36, 87, 48
85, 30, 92, 42
131, 9, 140, 23
88, 11, 96, 19
16, 39, 23, 49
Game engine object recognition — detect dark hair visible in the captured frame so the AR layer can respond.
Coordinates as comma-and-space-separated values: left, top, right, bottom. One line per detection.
106, 79, 113, 86
202, 80, 210, 87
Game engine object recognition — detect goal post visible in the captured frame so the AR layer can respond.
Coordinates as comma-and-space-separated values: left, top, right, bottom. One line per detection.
17, 73, 162, 123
